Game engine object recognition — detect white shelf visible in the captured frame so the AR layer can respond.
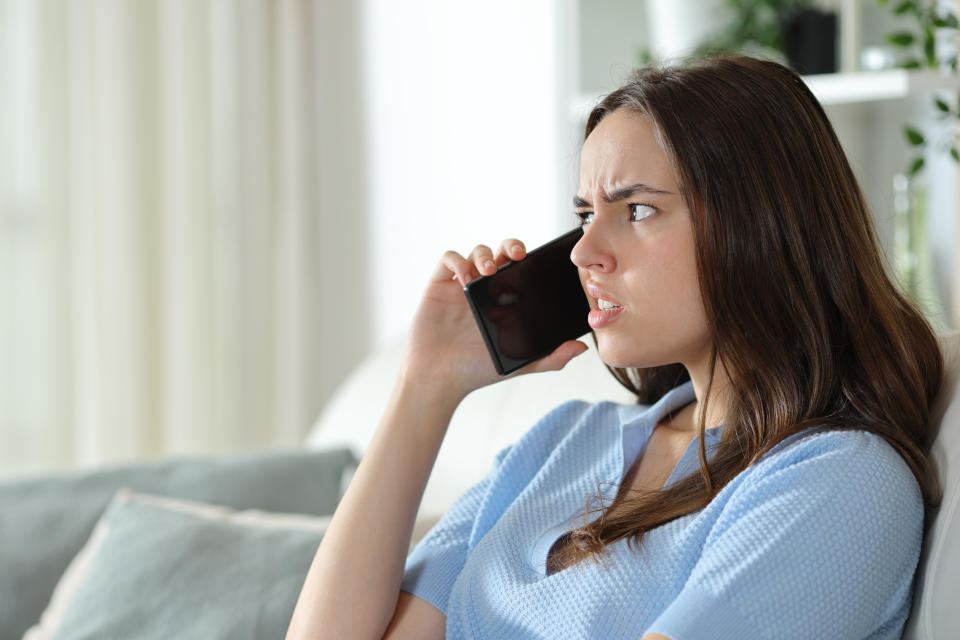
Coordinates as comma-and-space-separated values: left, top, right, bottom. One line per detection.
805, 69, 960, 105
570, 69, 960, 120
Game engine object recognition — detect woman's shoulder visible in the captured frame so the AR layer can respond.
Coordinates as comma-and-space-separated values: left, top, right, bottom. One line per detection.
760, 425, 910, 466
741, 426, 922, 505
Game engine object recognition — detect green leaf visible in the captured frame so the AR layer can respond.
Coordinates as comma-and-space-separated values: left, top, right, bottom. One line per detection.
908, 156, 926, 176
951, 147, 960, 163
903, 58, 923, 69
924, 30, 936, 66
894, 1, 918, 15
887, 32, 917, 47
904, 125, 926, 146
933, 13, 960, 28
886, 32, 916, 47
936, 97, 951, 112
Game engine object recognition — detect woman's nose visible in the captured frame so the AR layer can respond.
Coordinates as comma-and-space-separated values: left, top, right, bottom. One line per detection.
570, 219, 616, 273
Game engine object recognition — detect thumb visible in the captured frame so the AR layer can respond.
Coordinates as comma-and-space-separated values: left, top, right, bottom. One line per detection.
521, 340, 589, 375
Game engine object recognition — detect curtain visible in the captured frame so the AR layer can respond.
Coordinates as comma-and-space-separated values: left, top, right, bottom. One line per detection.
0, 0, 367, 479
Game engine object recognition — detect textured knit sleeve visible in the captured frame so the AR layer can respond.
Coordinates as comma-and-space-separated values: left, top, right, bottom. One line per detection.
399, 443, 513, 614
646, 430, 925, 640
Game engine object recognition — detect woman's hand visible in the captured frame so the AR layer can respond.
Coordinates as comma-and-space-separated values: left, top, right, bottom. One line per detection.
399, 238, 589, 401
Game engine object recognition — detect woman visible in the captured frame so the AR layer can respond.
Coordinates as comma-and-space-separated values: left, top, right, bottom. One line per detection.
287, 56, 943, 639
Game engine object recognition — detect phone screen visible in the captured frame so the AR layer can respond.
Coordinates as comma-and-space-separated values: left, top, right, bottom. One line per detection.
463, 227, 591, 375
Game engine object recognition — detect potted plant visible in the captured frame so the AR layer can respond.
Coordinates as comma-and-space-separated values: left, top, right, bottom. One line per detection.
876, 0, 960, 177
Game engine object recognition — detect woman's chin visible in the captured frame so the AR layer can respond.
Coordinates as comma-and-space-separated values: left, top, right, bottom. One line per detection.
596, 349, 642, 370
596, 342, 665, 370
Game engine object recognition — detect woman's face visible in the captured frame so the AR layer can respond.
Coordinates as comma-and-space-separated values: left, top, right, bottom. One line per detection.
571, 108, 712, 372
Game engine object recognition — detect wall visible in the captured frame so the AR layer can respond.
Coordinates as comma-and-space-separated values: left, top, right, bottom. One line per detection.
361, 0, 565, 351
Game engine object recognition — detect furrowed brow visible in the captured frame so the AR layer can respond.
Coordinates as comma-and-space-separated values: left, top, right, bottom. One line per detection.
573, 183, 673, 207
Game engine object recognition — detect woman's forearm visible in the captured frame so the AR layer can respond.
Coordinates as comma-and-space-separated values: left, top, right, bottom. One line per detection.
286, 372, 461, 640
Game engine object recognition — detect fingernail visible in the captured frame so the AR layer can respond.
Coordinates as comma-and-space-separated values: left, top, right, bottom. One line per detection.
484, 260, 496, 271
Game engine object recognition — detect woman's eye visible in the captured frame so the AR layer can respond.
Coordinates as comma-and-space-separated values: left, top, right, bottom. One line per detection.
629, 203, 657, 221
576, 211, 594, 226
576, 204, 656, 226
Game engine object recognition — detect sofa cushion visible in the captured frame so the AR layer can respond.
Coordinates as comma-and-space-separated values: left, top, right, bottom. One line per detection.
23, 489, 331, 640
0, 447, 355, 640
306, 337, 635, 519
904, 330, 960, 639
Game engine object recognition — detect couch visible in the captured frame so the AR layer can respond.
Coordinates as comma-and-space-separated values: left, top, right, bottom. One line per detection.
2, 450, 358, 640
2, 334, 956, 639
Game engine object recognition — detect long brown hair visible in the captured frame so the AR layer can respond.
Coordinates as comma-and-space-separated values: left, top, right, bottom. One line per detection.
551, 56, 944, 571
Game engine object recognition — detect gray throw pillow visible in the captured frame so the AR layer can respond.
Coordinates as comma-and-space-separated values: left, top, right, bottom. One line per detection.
25, 489, 331, 640
0, 447, 355, 640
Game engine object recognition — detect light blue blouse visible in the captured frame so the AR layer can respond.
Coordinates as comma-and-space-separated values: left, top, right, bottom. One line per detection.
401, 381, 924, 639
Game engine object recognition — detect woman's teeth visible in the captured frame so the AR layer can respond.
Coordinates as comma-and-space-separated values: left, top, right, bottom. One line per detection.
589, 297, 624, 329
598, 298, 621, 311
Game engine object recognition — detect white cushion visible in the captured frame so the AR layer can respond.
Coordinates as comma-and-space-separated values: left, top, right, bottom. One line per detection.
904, 330, 960, 639
305, 337, 634, 520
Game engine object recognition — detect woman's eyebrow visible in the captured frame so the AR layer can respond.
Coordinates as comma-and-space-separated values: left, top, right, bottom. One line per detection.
573, 182, 674, 207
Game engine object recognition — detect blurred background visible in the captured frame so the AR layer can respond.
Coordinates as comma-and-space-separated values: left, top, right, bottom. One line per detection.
2, 0, 959, 480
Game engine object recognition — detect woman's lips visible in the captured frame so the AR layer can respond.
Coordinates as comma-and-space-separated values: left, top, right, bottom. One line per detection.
588, 306, 624, 329
584, 282, 622, 306
584, 281, 624, 328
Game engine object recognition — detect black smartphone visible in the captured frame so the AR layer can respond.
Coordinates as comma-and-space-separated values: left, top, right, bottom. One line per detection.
463, 227, 591, 375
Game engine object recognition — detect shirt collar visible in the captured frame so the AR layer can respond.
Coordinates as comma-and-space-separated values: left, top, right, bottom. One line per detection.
617, 380, 724, 480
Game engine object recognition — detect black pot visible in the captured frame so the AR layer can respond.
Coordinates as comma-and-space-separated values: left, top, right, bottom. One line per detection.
781, 8, 837, 75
